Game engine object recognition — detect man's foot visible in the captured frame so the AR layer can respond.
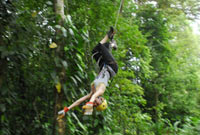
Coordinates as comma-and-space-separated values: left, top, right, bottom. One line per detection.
82, 102, 93, 115
107, 26, 115, 40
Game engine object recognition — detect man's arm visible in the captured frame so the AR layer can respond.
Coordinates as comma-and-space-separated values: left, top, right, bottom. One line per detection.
68, 91, 93, 110
57, 91, 93, 119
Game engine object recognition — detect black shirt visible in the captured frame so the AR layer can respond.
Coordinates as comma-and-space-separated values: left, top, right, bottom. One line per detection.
92, 42, 118, 74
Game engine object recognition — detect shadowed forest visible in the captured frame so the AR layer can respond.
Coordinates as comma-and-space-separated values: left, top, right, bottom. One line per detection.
1, 0, 200, 135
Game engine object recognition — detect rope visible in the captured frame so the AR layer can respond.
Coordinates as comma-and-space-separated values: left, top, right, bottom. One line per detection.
114, 0, 123, 28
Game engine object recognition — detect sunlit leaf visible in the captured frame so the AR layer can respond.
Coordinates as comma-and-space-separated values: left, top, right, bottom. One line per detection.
62, 60, 68, 68
66, 15, 72, 24
71, 113, 87, 131
49, 42, 57, 48
69, 28, 74, 36
70, 76, 77, 86
46, 1, 53, 5
61, 27, 67, 37
31, 11, 37, 18
56, 82, 61, 93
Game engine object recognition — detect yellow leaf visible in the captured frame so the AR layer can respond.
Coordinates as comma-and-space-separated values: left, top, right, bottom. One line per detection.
56, 82, 61, 93
49, 42, 57, 48
32, 11, 37, 18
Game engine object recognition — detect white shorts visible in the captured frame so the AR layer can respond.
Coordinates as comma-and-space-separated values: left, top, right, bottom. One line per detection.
93, 66, 111, 88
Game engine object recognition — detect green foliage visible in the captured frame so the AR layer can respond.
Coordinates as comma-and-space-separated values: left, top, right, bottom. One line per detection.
1, 0, 200, 135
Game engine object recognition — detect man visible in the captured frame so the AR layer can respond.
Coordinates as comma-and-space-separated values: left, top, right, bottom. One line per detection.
58, 27, 118, 118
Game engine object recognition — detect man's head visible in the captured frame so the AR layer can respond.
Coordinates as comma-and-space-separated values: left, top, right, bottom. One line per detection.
94, 96, 108, 111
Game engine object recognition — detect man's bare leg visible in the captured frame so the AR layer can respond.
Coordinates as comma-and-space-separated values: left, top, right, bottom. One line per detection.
83, 83, 106, 115
100, 35, 109, 44
89, 83, 106, 102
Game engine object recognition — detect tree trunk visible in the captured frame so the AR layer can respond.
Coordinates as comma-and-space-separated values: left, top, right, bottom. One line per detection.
54, 0, 65, 20
0, 30, 7, 89
53, 0, 66, 135
0, 58, 7, 89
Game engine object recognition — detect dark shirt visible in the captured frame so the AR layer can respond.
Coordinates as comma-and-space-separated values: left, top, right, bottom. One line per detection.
92, 43, 118, 74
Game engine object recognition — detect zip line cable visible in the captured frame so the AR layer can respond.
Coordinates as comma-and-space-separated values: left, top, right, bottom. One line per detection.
114, 0, 124, 28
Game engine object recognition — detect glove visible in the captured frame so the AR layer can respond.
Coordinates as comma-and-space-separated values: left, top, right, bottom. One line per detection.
57, 107, 69, 120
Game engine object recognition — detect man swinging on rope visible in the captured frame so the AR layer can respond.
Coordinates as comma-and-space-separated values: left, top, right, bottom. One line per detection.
58, 27, 118, 117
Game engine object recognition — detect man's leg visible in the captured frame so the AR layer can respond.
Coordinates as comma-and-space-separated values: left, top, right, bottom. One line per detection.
100, 35, 109, 44
89, 83, 106, 103
83, 83, 106, 115
68, 83, 97, 110
92, 33, 115, 66
100, 27, 115, 43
